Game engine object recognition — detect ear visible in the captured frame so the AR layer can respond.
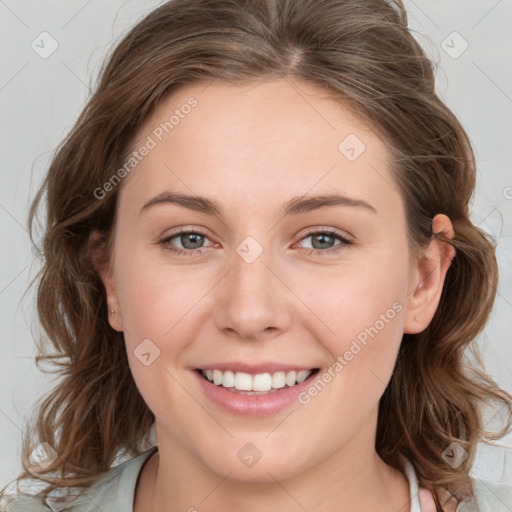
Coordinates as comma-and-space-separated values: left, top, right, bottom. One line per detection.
89, 229, 124, 332
403, 214, 456, 334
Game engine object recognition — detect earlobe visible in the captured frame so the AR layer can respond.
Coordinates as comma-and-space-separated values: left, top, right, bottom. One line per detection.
404, 214, 456, 334
88, 229, 124, 332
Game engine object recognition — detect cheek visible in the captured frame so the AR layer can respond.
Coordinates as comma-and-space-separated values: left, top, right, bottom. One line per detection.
114, 245, 215, 351
295, 251, 408, 395
112, 255, 210, 416
300, 251, 406, 332
111, 258, 233, 456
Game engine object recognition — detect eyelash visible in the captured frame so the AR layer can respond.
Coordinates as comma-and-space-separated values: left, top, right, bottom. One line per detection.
159, 227, 352, 257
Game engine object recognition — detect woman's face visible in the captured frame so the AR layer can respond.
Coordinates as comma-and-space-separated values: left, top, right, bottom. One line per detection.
99, 78, 450, 483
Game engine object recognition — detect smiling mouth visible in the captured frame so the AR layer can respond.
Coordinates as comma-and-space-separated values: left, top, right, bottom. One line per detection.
195, 368, 320, 395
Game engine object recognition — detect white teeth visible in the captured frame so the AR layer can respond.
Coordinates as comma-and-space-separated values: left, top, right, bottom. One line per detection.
200, 368, 315, 391
253, 373, 272, 392
222, 370, 235, 388
271, 371, 286, 389
235, 372, 253, 391
213, 369, 223, 385
297, 370, 311, 383
285, 371, 297, 387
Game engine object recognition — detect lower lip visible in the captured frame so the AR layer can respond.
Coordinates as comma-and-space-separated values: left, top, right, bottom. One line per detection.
193, 370, 320, 417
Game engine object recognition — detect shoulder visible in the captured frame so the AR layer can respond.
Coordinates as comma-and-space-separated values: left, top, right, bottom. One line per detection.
3, 447, 158, 512
457, 477, 512, 512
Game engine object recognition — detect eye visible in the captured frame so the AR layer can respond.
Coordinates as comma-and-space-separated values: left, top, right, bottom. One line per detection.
296, 228, 352, 256
158, 227, 352, 257
159, 228, 215, 257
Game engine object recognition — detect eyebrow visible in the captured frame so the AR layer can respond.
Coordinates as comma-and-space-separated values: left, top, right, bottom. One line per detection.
139, 190, 377, 218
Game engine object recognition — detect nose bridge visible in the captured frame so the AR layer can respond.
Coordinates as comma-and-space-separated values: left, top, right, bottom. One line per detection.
214, 234, 291, 341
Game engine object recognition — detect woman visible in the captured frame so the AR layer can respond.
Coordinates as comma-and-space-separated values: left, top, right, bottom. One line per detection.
2, 0, 511, 511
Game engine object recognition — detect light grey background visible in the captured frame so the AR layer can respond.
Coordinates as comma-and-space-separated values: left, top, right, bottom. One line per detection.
1, 0, 511, 492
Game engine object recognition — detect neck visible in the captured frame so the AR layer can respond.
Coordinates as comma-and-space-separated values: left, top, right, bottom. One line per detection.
147, 442, 410, 512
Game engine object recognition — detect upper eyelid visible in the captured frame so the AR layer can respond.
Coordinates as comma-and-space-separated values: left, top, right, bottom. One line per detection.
299, 227, 352, 240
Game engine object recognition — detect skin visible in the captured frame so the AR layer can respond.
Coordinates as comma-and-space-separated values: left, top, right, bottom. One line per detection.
90, 78, 457, 512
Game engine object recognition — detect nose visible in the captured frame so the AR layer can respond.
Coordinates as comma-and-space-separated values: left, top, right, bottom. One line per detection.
213, 243, 293, 342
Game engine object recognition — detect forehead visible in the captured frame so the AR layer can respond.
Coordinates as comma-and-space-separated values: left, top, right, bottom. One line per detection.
119, 79, 401, 219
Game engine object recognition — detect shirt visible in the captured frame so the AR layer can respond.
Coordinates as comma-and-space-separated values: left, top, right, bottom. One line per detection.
4, 446, 512, 511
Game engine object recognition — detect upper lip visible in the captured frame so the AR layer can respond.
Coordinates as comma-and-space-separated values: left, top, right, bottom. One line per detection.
195, 362, 319, 375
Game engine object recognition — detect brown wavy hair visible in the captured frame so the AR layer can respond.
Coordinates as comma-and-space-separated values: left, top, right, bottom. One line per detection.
2, 0, 511, 509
